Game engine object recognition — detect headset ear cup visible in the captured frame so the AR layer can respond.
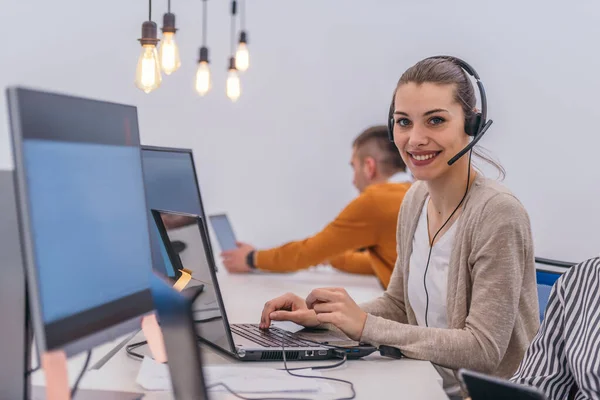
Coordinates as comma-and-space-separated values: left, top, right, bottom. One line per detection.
387, 103, 395, 142
465, 113, 482, 137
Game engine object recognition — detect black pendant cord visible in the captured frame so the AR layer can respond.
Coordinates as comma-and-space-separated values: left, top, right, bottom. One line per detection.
202, 0, 208, 47
168, 0, 171, 13
149, 0, 152, 20
230, 0, 237, 56
240, 0, 245, 31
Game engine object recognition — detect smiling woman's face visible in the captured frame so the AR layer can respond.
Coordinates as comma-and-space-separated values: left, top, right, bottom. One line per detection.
391, 82, 470, 182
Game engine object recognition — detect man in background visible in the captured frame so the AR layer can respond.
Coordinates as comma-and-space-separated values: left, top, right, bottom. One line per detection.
220, 125, 412, 288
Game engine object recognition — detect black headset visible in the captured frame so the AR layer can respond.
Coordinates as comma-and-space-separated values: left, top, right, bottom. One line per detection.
387, 56, 493, 166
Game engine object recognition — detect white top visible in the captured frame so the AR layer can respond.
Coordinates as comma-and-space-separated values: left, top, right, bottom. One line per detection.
407, 198, 459, 328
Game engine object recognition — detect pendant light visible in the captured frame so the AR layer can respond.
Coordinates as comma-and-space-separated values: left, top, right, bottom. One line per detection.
235, 0, 249, 72
135, 0, 162, 93
159, 0, 181, 75
226, 0, 241, 102
195, 0, 211, 96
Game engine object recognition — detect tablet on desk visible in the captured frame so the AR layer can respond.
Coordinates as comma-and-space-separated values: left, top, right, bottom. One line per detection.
209, 213, 237, 251
459, 369, 547, 400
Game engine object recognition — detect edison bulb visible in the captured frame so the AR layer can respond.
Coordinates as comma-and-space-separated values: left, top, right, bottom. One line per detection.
195, 61, 211, 96
135, 45, 162, 93
226, 69, 241, 102
159, 32, 181, 75
235, 42, 250, 72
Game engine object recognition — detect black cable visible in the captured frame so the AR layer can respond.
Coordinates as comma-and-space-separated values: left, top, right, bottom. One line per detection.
168, 0, 171, 13
282, 356, 347, 372
240, 0, 245, 31
207, 332, 355, 400
280, 332, 356, 400
25, 366, 40, 376
201, 0, 208, 47
126, 340, 149, 361
230, 0, 237, 55
424, 149, 473, 327
70, 350, 92, 398
149, 0, 152, 20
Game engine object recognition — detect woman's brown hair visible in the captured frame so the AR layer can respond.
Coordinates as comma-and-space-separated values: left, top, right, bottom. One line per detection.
392, 57, 505, 179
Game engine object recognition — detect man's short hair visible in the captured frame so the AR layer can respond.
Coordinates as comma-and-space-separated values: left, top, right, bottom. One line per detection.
352, 125, 406, 174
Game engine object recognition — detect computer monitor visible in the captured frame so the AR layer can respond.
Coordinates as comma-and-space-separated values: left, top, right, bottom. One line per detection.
141, 146, 215, 276
6, 87, 155, 357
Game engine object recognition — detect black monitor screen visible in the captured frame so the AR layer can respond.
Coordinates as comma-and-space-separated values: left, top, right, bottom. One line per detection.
8, 87, 154, 351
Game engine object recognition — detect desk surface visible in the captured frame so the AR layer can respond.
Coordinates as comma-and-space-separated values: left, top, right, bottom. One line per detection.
32, 267, 449, 399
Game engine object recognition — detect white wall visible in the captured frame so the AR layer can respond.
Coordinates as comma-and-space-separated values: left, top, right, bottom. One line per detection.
1, 0, 599, 262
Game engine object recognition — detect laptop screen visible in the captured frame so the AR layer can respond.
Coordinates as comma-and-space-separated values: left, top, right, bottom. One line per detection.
151, 210, 236, 355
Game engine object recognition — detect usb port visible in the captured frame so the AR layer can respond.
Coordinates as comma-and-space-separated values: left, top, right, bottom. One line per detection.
318, 350, 327, 356
305, 350, 314, 357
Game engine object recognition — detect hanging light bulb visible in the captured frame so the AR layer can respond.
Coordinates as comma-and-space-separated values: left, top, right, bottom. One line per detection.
135, 21, 162, 93
226, 56, 241, 102
159, 10, 181, 75
195, 47, 211, 96
235, 31, 249, 72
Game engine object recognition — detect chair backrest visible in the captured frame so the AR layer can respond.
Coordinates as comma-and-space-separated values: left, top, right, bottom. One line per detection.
535, 269, 564, 322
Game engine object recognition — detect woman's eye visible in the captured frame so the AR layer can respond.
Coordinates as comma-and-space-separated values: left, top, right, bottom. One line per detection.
396, 118, 411, 127
429, 117, 445, 125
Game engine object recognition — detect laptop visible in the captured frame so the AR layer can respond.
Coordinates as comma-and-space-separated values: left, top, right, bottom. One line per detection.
153, 209, 377, 362
459, 369, 547, 400
208, 213, 237, 252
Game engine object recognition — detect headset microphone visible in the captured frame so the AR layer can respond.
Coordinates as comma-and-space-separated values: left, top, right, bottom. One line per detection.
447, 119, 493, 165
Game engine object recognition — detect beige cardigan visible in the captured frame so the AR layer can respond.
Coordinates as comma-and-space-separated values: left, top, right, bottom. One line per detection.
359, 174, 540, 388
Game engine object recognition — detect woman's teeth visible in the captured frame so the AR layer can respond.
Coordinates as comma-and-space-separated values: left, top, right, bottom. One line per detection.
412, 153, 437, 161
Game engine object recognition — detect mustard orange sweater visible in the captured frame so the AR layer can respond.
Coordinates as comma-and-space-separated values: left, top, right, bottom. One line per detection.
255, 181, 411, 288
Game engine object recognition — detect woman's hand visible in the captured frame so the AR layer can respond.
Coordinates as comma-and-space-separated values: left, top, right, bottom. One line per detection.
305, 287, 367, 341
259, 293, 321, 329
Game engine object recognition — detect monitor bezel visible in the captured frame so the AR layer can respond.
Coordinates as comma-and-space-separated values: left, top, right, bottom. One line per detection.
150, 209, 238, 356
140, 145, 217, 271
6, 86, 155, 355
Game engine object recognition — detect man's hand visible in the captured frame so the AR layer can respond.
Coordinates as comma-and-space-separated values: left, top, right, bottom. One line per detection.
259, 293, 321, 329
305, 287, 367, 341
221, 242, 255, 273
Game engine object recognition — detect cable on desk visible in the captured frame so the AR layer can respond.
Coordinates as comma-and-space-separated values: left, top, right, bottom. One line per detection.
206, 332, 355, 400
71, 350, 92, 398
25, 366, 40, 376
279, 332, 356, 400
126, 340, 147, 361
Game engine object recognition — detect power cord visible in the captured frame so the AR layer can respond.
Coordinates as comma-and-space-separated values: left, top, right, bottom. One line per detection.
279, 332, 356, 400
127, 326, 355, 399
70, 350, 92, 398
207, 331, 355, 400
25, 366, 40, 376
126, 340, 147, 361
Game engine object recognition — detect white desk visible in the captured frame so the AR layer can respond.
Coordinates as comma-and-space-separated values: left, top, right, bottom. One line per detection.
31, 268, 448, 399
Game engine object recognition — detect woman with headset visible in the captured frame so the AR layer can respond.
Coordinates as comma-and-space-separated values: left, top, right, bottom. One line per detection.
258, 56, 540, 397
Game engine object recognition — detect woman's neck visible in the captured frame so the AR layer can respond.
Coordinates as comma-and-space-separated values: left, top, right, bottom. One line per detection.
426, 157, 477, 220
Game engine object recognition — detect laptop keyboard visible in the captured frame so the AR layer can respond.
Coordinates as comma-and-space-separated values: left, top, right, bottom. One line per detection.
231, 324, 319, 348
